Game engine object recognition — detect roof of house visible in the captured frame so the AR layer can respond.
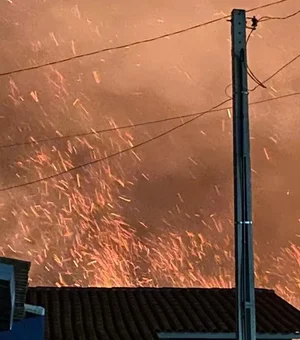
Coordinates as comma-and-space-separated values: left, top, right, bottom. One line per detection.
26, 287, 300, 340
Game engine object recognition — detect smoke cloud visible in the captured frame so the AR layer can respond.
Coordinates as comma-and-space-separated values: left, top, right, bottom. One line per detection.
0, 0, 299, 297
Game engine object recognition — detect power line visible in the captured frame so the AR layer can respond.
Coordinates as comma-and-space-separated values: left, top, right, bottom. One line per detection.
1, 29, 298, 151
1, 89, 300, 192
1, 91, 300, 150
0, 2, 295, 150
0, 19, 231, 78
250, 53, 300, 91
245, 20, 265, 89
225, 3, 295, 99
2, 87, 300, 193
0, 0, 292, 193
245, 0, 289, 13
0, 0, 289, 78
245, 9, 300, 91
223, 44, 298, 99
224, 83, 232, 99
0, 99, 232, 192
259, 8, 300, 22
247, 64, 267, 89
246, 28, 255, 44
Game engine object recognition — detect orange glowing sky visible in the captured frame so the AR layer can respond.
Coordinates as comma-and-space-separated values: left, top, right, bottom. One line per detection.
0, 0, 299, 308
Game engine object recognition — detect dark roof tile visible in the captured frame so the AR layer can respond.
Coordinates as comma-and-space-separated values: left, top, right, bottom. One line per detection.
26, 287, 300, 340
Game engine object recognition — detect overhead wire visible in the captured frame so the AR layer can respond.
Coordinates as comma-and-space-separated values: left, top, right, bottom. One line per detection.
1, 89, 300, 192
246, 6, 300, 91
0, 0, 295, 150
259, 8, 300, 22
0, 18, 231, 78
245, 0, 289, 13
249, 53, 300, 92
246, 28, 255, 44
0, 0, 290, 78
0, 0, 293, 192
224, 83, 232, 99
0, 99, 232, 192
247, 65, 267, 89
0, 91, 299, 150
245, 24, 267, 90
229, 2, 300, 93
224, 35, 299, 98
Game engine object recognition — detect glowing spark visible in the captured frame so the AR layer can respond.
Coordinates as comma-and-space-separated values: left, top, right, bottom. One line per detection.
142, 173, 149, 180
270, 87, 278, 93
8, 245, 17, 253
215, 185, 221, 196
30, 91, 39, 103
71, 40, 76, 55
92, 71, 101, 84
53, 254, 63, 267
184, 72, 192, 81
177, 193, 184, 203
131, 150, 141, 161
119, 196, 131, 203
263, 147, 270, 160
72, 5, 81, 19
49, 32, 59, 46
30, 206, 40, 218
139, 222, 148, 229
55, 131, 63, 137
188, 157, 198, 165
87, 260, 97, 266
58, 273, 67, 286
79, 104, 89, 116
269, 136, 277, 144
76, 174, 81, 188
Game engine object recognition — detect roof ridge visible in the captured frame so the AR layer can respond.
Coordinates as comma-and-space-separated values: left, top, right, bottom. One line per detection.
28, 286, 275, 293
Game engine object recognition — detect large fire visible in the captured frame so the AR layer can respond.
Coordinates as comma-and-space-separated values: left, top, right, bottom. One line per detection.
0, 0, 299, 310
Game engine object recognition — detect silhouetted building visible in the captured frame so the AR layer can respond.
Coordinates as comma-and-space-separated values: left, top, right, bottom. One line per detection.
26, 286, 300, 340
0, 257, 44, 340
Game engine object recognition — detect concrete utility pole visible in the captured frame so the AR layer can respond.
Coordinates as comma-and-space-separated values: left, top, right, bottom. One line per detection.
231, 9, 256, 340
